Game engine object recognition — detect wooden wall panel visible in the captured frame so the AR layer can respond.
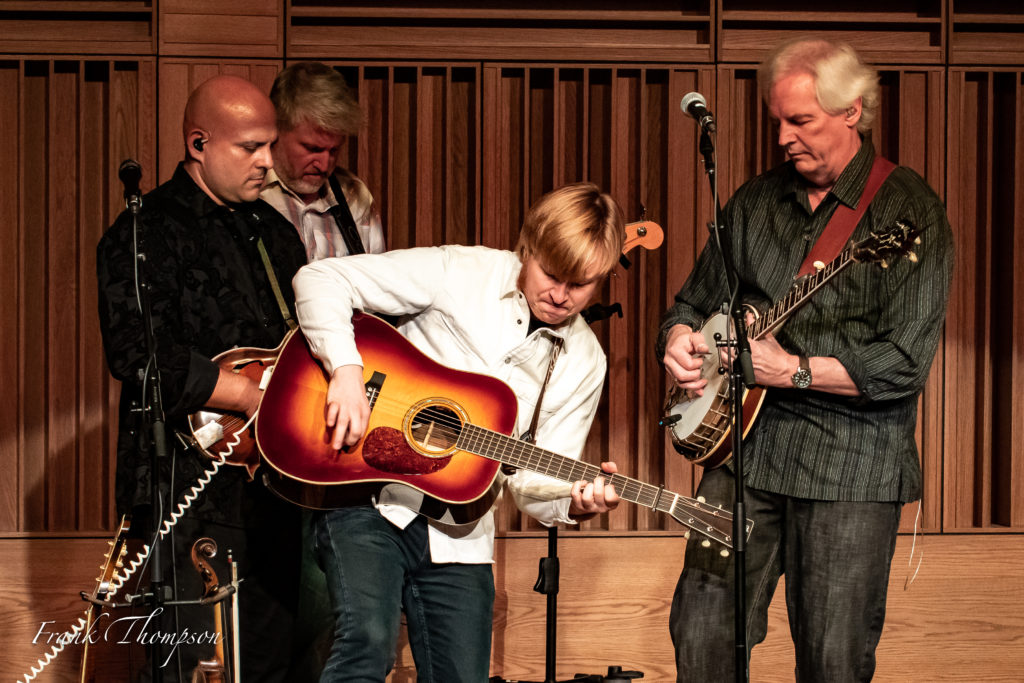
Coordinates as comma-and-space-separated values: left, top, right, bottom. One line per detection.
286, 1, 715, 63
717, 0, 945, 65
0, 2, 155, 55
159, 0, 283, 59
949, 0, 1024, 65
0, 59, 154, 534
5, 533, 1023, 682
945, 68, 1024, 532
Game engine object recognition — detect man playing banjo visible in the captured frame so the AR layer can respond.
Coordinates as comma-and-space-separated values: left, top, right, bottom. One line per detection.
658, 38, 953, 682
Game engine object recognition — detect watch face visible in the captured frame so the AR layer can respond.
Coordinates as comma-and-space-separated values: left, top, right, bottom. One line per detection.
792, 368, 812, 389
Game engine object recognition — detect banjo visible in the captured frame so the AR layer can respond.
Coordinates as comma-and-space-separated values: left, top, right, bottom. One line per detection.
662, 220, 921, 468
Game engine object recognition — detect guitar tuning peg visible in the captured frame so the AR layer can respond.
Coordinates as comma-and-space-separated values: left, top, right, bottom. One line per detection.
812, 260, 825, 271
914, 236, 922, 245
107, 540, 114, 547
907, 252, 918, 263
696, 495, 706, 503
720, 549, 730, 557
880, 260, 889, 269
683, 531, 691, 540
701, 539, 711, 548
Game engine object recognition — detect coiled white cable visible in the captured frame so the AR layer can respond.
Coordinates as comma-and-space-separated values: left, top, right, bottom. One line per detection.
16, 439, 239, 682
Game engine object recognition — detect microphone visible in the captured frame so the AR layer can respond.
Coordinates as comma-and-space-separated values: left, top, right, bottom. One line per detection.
680, 92, 716, 133
118, 158, 142, 211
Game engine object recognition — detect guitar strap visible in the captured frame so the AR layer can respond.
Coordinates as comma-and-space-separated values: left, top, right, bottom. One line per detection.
519, 336, 564, 446
327, 173, 367, 256
796, 155, 896, 278
256, 236, 298, 331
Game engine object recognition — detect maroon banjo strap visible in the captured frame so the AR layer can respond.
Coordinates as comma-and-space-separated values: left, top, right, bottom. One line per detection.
796, 156, 897, 278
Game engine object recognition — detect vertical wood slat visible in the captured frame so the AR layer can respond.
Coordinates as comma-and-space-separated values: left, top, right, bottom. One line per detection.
21, 61, 48, 532
0, 62, 22, 530
78, 64, 107, 532
49, 62, 79, 530
1014, 74, 1024, 528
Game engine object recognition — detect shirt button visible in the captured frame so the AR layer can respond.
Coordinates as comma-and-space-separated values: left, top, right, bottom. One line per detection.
516, 319, 522, 325
504, 357, 511, 364
803, 234, 812, 241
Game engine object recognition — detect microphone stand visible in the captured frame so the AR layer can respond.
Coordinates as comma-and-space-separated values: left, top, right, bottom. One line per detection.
122, 163, 169, 682
697, 126, 754, 683
490, 305, 642, 683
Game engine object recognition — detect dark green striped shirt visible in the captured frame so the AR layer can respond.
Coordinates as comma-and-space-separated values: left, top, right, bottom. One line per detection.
658, 140, 953, 502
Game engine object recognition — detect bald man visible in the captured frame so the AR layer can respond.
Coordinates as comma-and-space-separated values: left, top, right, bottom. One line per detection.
97, 75, 307, 681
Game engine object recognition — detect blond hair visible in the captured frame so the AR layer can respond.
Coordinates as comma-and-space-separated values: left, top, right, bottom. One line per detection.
758, 38, 880, 133
516, 183, 625, 282
270, 62, 362, 135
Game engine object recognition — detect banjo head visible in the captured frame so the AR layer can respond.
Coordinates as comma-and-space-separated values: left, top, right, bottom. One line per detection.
663, 313, 731, 459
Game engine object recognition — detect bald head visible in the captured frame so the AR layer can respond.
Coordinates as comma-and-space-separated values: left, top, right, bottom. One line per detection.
182, 75, 277, 205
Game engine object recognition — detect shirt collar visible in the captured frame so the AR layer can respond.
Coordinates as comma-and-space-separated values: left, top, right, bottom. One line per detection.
171, 162, 234, 220
501, 256, 577, 345
781, 136, 876, 210
829, 137, 876, 209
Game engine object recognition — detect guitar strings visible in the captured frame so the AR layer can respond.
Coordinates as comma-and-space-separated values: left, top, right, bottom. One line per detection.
354, 396, 673, 507
310, 390, 734, 530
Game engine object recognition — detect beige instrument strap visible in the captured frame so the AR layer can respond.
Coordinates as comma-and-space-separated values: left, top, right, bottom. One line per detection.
525, 336, 564, 443
256, 237, 298, 331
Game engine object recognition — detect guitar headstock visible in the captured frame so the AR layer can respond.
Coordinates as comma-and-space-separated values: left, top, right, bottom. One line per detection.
670, 495, 753, 551
91, 515, 130, 601
851, 219, 922, 269
623, 220, 664, 255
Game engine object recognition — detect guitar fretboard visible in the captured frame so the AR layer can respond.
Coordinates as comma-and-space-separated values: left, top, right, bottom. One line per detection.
749, 244, 855, 340
458, 423, 680, 517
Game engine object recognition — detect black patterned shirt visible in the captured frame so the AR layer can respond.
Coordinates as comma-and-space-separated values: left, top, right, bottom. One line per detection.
96, 163, 307, 518
658, 140, 953, 502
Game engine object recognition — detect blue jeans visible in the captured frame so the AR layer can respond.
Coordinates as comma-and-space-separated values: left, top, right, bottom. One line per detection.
669, 467, 901, 683
313, 507, 494, 682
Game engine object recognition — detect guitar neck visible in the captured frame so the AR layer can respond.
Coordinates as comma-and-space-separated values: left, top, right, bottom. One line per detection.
459, 423, 679, 516
749, 245, 855, 339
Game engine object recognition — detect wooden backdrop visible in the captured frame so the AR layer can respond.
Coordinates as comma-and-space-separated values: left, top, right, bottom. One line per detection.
1, 1, 1023, 680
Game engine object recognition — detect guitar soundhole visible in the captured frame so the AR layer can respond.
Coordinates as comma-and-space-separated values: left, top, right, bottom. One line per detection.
408, 403, 463, 454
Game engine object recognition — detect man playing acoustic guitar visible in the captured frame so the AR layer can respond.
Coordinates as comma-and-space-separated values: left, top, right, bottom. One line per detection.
658, 39, 953, 682
291, 182, 624, 682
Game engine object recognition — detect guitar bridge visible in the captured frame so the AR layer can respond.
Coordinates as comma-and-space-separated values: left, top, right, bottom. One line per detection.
365, 371, 386, 408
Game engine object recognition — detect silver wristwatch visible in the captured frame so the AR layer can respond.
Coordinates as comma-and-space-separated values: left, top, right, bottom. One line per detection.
791, 355, 812, 389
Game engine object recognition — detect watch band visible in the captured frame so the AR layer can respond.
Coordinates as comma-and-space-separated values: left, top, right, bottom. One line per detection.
791, 354, 812, 389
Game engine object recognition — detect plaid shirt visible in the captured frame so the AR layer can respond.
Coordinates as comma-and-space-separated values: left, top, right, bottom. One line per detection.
261, 168, 385, 261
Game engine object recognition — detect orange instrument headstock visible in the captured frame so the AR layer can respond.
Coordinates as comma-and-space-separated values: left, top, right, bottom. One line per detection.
623, 220, 664, 255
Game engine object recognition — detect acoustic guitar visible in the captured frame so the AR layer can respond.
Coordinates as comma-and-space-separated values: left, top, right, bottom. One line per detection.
179, 221, 664, 481
255, 312, 752, 550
